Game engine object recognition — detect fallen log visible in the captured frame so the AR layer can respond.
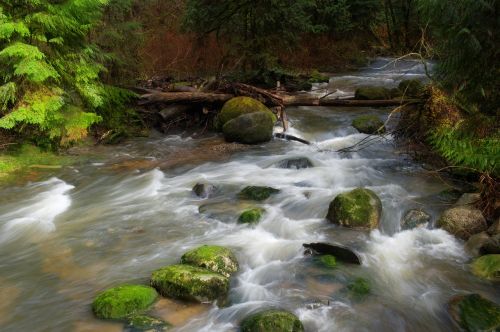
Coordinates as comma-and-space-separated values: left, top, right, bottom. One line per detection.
274, 133, 311, 145
139, 91, 421, 108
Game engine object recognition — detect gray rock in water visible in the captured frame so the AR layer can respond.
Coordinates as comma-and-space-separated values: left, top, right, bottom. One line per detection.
465, 232, 491, 256
303, 243, 361, 265
401, 209, 431, 230
488, 218, 500, 236
275, 157, 313, 169
481, 233, 500, 255
455, 193, 481, 206
193, 183, 217, 199
437, 206, 487, 240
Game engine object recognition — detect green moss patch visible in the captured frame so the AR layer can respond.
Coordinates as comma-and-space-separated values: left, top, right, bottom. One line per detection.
352, 115, 386, 134
326, 188, 382, 229
216, 97, 274, 130
347, 278, 371, 299
240, 309, 304, 332
239, 208, 265, 224
180, 245, 239, 277
471, 255, 500, 281
449, 294, 500, 332
319, 255, 337, 268
239, 186, 280, 201
150, 264, 229, 303
92, 285, 158, 320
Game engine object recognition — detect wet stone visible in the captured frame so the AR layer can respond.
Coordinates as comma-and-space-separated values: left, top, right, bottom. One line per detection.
275, 157, 313, 169
401, 209, 431, 230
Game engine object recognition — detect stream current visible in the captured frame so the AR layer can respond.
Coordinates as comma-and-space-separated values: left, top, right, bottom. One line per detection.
0, 58, 498, 332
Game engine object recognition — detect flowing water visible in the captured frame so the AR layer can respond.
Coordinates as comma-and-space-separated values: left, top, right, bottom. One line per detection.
0, 58, 498, 332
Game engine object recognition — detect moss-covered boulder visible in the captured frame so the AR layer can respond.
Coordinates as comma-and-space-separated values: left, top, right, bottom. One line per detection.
449, 294, 500, 331
238, 208, 265, 224
150, 264, 229, 303
398, 79, 424, 97
352, 115, 386, 134
319, 255, 337, 268
239, 186, 280, 201
92, 285, 158, 320
126, 315, 171, 332
217, 96, 274, 130
354, 86, 392, 100
437, 206, 487, 240
180, 245, 239, 277
471, 255, 500, 282
223, 112, 274, 144
240, 310, 304, 332
326, 188, 382, 230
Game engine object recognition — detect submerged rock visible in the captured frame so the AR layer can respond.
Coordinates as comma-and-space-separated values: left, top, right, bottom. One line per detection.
466, 232, 492, 256
275, 157, 313, 169
437, 206, 487, 240
238, 208, 265, 225
239, 186, 280, 201
217, 96, 274, 130
326, 188, 382, 230
192, 183, 217, 199
150, 265, 229, 303
223, 112, 275, 144
354, 86, 392, 100
347, 278, 371, 299
401, 209, 431, 230
352, 115, 386, 134
92, 285, 158, 319
318, 255, 337, 268
180, 245, 239, 278
448, 294, 500, 331
125, 315, 171, 332
303, 243, 361, 265
471, 255, 500, 281
240, 310, 304, 332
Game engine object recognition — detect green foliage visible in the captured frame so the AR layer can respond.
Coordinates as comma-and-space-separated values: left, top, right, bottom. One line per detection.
0, 0, 135, 146
419, 0, 499, 114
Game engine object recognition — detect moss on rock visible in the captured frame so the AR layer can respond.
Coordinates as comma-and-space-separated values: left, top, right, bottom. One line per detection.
471, 255, 500, 281
217, 97, 274, 130
449, 294, 500, 332
355, 86, 393, 100
398, 79, 424, 97
240, 310, 304, 332
222, 112, 274, 144
126, 315, 171, 332
326, 188, 382, 229
150, 264, 229, 303
352, 115, 386, 134
92, 285, 158, 320
347, 278, 371, 298
239, 208, 265, 224
180, 245, 239, 277
319, 255, 337, 268
239, 186, 280, 201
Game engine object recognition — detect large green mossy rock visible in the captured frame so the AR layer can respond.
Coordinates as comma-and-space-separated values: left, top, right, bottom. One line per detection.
180, 245, 239, 278
240, 310, 304, 332
352, 115, 386, 134
239, 186, 280, 201
239, 208, 265, 224
126, 315, 171, 332
150, 264, 229, 303
355, 86, 392, 100
471, 255, 500, 281
449, 294, 500, 332
92, 285, 158, 320
223, 112, 274, 144
326, 188, 382, 229
217, 97, 274, 130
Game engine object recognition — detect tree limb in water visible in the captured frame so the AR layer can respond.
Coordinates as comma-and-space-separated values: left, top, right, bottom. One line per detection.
274, 133, 311, 145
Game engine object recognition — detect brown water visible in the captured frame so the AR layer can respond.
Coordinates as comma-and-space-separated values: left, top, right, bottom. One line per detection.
0, 59, 498, 332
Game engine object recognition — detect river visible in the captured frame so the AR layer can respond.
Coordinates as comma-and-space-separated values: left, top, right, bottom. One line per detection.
0, 58, 498, 332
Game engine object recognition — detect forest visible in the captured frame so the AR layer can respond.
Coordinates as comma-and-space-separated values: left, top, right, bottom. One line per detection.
0, 1, 499, 332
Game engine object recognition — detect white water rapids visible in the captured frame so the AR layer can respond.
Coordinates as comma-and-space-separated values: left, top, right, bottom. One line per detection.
0, 58, 497, 332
